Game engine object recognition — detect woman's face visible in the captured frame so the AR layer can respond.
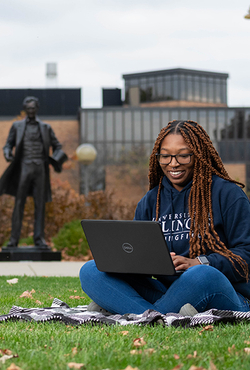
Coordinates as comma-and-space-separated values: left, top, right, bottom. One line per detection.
158, 133, 195, 191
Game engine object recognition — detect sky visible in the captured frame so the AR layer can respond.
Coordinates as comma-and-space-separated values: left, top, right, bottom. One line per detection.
0, 0, 250, 108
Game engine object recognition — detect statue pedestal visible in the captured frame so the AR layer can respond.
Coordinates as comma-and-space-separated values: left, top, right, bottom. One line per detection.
0, 246, 61, 261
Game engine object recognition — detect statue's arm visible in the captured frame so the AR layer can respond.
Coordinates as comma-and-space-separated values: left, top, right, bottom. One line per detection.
50, 127, 62, 152
3, 124, 16, 162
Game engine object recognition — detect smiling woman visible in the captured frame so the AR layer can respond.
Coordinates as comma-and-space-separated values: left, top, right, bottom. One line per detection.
79, 120, 250, 317
157, 134, 195, 192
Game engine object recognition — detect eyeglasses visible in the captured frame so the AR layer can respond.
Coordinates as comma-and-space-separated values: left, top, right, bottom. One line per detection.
156, 153, 194, 165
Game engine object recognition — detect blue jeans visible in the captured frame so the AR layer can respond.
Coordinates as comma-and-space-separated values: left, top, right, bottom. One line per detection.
79, 260, 250, 314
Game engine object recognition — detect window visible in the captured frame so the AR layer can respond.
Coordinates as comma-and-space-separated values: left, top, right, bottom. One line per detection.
140, 78, 147, 86
215, 78, 221, 104
217, 110, 226, 141
125, 83, 130, 104
180, 75, 186, 100
156, 76, 164, 100
235, 110, 245, 139
173, 75, 179, 100
224, 110, 244, 139
187, 75, 193, 101
129, 78, 139, 86
208, 110, 217, 142
208, 78, 214, 103
221, 81, 227, 104
164, 76, 172, 100
194, 76, 200, 101
140, 88, 147, 102
147, 77, 155, 101
201, 77, 207, 103
140, 78, 147, 102
226, 110, 236, 139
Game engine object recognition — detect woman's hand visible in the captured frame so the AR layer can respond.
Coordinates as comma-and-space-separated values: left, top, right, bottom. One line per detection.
170, 252, 200, 271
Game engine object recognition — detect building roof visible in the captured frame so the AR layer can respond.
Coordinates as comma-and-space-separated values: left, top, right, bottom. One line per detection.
122, 68, 229, 79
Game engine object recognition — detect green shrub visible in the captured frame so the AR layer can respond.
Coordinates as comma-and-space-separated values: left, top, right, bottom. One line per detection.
52, 219, 89, 257
18, 236, 35, 246
3, 236, 34, 247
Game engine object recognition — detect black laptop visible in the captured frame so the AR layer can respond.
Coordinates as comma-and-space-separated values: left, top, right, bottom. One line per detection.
81, 219, 181, 276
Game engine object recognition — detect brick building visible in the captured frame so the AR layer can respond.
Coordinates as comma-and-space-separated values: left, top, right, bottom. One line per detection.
0, 88, 81, 193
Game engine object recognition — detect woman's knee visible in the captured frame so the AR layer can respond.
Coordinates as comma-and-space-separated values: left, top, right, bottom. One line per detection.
79, 260, 98, 288
183, 264, 227, 289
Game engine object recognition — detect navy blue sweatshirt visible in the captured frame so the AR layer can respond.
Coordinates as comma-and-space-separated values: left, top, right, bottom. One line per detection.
134, 175, 250, 298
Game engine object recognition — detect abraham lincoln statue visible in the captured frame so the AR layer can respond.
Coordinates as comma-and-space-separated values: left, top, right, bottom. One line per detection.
0, 96, 68, 250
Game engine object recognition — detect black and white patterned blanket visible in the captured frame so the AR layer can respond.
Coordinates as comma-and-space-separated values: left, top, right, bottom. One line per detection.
0, 298, 250, 328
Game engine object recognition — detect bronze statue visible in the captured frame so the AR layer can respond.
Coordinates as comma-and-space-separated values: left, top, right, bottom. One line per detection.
0, 96, 68, 249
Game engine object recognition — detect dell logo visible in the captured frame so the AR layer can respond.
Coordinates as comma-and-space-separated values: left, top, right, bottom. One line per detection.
122, 243, 133, 253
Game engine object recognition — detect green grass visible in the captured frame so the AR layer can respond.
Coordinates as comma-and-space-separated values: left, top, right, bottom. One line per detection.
0, 276, 250, 369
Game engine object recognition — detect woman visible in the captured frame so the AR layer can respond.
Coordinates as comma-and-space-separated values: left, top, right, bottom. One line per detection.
79, 120, 250, 316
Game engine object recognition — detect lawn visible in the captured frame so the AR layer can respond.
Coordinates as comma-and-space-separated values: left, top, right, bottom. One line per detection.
0, 276, 250, 370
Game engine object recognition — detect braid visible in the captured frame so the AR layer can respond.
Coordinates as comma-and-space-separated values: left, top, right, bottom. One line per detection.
148, 126, 172, 190
155, 176, 164, 221
149, 120, 248, 280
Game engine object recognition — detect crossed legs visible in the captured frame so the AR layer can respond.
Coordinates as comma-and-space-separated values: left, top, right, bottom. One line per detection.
80, 260, 250, 314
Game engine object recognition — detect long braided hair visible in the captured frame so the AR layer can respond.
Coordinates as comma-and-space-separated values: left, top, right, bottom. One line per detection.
149, 120, 248, 279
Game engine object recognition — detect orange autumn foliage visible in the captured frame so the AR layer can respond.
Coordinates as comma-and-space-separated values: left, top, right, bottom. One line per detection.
0, 179, 136, 247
